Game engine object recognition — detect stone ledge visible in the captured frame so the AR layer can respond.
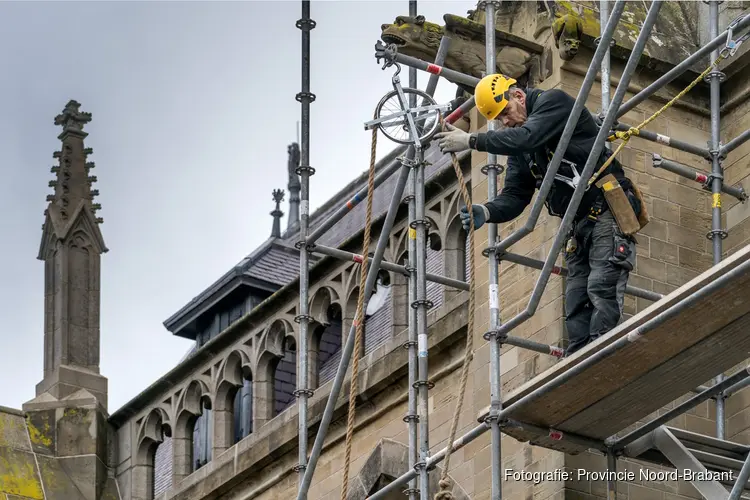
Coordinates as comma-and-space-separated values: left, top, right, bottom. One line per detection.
0, 406, 24, 417
161, 292, 470, 500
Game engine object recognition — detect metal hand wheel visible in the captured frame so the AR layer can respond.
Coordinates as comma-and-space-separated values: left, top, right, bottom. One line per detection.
364, 63, 450, 148
370, 87, 443, 146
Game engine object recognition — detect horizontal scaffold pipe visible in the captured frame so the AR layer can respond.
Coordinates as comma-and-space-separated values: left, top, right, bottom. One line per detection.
366, 254, 750, 500
496, 251, 663, 302
500, 418, 607, 452
614, 123, 710, 158
721, 128, 750, 158
652, 153, 748, 202
311, 244, 470, 291
382, 47, 481, 89
306, 157, 404, 245
501, 335, 565, 358
617, 11, 750, 118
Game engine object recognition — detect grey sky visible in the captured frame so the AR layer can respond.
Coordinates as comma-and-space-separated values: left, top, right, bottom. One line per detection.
0, 0, 473, 412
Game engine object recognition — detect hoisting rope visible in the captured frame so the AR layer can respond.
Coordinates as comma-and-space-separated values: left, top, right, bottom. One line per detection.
589, 52, 727, 188
340, 110, 378, 500
434, 114, 476, 500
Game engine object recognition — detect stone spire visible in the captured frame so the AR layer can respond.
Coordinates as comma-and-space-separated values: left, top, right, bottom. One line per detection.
287, 142, 301, 230
271, 189, 285, 238
31, 99, 109, 410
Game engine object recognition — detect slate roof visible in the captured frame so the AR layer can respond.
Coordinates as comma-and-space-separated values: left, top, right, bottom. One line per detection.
245, 243, 302, 286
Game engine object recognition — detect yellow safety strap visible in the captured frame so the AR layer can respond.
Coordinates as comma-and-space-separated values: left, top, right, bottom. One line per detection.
588, 52, 727, 188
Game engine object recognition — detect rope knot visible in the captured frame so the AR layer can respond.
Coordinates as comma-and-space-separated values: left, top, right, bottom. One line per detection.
614, 127, 639, 141
434, 479, 454, 500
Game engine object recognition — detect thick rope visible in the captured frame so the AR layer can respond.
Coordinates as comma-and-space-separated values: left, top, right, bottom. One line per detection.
590, 52, 727, 187
435, 114, 476, 500
340, 111, 378, 500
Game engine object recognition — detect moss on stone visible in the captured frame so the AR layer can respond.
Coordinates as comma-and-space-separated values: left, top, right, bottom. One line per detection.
0, 448, 44, 500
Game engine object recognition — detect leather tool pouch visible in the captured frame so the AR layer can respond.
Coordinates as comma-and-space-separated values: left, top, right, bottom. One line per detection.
595, 174, 643, 236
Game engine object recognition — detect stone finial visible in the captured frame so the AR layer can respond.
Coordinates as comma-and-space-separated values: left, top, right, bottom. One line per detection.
271, 189, 285, 238
54, 99, 92, 137
287, 142, 301, 230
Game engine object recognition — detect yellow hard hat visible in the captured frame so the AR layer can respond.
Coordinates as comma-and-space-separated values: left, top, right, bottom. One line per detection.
475, 74, 517, 120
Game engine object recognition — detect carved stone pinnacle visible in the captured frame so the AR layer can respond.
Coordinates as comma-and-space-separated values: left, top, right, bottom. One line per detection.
272, 189, 285, 204
54, 100, 92, 134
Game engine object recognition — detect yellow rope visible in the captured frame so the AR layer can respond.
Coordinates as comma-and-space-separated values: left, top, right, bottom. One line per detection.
340, 110, 378, 500
434, 114, 476, 500
589, 52, 726, 187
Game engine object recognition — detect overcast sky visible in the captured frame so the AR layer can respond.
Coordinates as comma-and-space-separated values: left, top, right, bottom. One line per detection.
0, 0, 473, 412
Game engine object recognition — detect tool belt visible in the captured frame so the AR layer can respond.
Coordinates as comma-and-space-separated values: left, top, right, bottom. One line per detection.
525, 150, 649, 235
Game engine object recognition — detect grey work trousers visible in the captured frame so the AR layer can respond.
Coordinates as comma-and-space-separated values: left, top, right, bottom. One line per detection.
563, 210, 635, 356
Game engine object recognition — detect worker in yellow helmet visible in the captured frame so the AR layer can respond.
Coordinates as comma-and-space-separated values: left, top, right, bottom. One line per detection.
434, 74, 644, 357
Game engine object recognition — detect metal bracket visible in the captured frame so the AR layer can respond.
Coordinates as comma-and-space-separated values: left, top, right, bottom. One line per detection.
394, 154, 424, 168
413, 379, 436, 390
704, 70, 726, 83
706, 229, 729, 240
481, 163, 505, 176
723, 12, 750, 58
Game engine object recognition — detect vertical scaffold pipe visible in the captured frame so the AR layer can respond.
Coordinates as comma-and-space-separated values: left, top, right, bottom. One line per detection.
415, 150, 430, 500
482, 2, 503, 500
295, 1, 315, 493
599, 0, 612, 154
708, 0, 726, 440
599, 0, 612, 119
405, 3, 419, 500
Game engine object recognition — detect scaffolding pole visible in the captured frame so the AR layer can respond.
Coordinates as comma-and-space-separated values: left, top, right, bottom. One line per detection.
598, 0, 612, 121
616, 123, 711, 158
311, 244, 469, 291
481, 3, 504, 499
405, 23, 452, 500
405, 3, 419, 500
414, 146, 431, 500
651, 154, 747, 201
708, 0, 727, 441
306, 158, 403, 245
722, 127, 750, 157
366, 254, 750, 500
295, 0, 315, 492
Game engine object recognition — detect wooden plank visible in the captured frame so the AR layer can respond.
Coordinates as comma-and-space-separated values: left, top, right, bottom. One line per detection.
558, 312, 750, 439
498, 244, 750, 428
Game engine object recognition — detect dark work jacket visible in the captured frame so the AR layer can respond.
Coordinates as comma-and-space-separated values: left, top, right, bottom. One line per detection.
474, 87, 627, 223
